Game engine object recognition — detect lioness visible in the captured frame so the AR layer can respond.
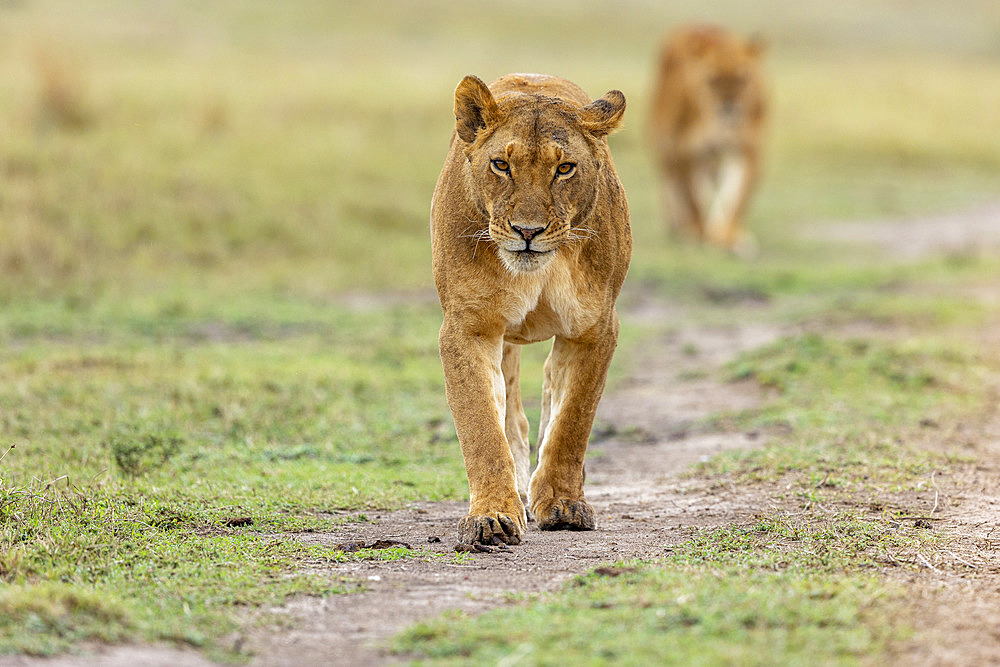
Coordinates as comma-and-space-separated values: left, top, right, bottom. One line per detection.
430, 73, 631, 545
649, 26, 767, 253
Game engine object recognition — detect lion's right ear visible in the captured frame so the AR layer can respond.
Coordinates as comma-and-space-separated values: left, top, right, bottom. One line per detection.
580, 90, 626, 137
454, 75, 499, 143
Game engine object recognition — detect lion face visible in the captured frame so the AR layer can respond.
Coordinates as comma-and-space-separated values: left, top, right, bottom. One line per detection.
684, 31, 766, 135
453, 76, 625, 274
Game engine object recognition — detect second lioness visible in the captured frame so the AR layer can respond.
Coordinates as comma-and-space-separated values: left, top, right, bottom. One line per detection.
431, 73, 631, 546
650, 25, 767, 253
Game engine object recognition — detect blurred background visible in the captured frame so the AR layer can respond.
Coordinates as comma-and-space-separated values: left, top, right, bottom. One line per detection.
2, 0, 999, 311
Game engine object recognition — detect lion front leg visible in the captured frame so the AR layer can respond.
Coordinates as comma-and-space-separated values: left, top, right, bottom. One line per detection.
529, 315, 619, 532
502, 342, 532, 508
704, 151, 753, 252
439, 320, 527, 545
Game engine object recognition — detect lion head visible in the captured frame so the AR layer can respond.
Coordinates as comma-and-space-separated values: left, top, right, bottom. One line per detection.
452, 75, 625, 274
663, 26, 766, 142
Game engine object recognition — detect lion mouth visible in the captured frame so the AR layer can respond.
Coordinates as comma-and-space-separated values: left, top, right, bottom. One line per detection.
499, 245, 555, 273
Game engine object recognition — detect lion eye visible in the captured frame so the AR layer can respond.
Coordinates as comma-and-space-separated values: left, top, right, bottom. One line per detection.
556, 162, 576, 176
491, 159, 510, 173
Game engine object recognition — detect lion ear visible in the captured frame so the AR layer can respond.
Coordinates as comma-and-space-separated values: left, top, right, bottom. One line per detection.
454, 75, 499, 143
580, 90, 626, 137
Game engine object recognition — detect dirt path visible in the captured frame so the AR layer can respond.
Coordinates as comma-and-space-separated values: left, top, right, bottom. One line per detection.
806, 201, 1000, 260
886, 410, 1000, 665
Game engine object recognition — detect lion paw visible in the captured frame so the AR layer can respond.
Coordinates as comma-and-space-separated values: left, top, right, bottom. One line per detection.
458, 513, 524, 546
533, 498, 596, 531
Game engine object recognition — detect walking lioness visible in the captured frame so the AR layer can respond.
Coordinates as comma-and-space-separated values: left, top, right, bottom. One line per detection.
431, 73, 631, 545
650, 26, 767, 253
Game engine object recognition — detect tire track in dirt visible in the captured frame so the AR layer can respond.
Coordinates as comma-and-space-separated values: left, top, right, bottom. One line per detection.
887, 407, 1000, 664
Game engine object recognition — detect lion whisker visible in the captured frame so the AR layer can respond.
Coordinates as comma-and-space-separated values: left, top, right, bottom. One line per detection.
566, 226, 599, 245
456, 220, 493, 260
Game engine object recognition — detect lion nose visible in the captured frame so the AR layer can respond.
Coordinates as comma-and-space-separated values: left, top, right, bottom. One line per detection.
511, 224, 545, 241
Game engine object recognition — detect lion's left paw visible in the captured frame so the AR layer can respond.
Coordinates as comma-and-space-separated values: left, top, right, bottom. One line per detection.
458, 512, 523, 545
533, 498, 596, 531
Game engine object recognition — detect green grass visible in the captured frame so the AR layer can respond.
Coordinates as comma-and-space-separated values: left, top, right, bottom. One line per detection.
701, 330, 995, 496
1, 0, 1000, 661
0, 301, 471, 656
0, 302, 467, 510
0, 584, 133, 656
1, 481, 352, 656
396, 514, 927, 665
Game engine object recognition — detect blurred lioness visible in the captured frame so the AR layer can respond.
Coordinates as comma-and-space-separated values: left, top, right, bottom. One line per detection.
650, 25, 767, 253
430, 73, 631, 545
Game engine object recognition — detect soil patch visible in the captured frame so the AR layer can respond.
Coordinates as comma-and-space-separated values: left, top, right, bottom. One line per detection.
808, 201, 1000, 260
889, 413, 1000, 665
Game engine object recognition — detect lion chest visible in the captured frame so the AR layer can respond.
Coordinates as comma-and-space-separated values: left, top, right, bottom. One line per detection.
501, 267, 592, 344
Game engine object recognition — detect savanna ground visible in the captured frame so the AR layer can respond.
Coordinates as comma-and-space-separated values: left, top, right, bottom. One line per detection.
1, 0, 1000, 664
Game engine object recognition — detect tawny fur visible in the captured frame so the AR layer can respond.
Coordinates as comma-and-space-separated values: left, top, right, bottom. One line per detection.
431, 73, 631, 545
649, 26, 767, 253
